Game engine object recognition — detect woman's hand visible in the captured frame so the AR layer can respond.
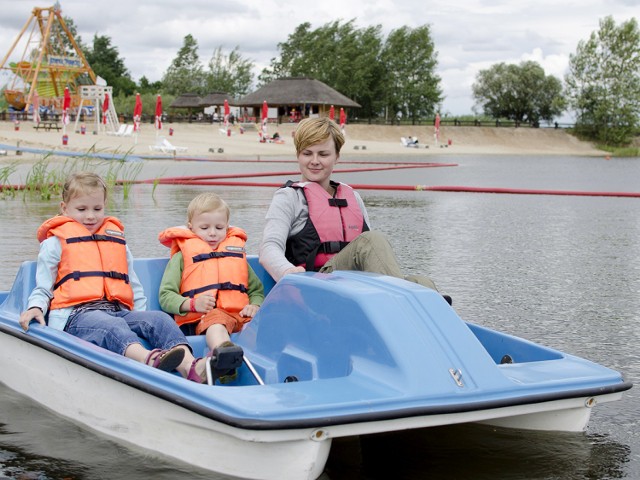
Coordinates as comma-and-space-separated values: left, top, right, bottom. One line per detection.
283, 266, 306, 276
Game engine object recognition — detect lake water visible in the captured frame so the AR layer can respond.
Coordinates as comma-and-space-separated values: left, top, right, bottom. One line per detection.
1, 153, 639, 479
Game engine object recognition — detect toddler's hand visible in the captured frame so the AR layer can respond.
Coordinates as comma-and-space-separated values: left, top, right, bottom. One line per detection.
196, 293, 216, 313
240, 304, 259, 318
19, 307, 45, 332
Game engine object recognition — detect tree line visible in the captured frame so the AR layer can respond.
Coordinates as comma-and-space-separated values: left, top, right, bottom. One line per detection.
47, 16, 640, 146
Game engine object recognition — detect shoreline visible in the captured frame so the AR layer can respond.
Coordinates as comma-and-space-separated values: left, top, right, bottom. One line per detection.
0, 120, 606, 163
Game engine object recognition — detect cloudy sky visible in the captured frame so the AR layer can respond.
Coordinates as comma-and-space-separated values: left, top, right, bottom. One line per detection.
1, 0, 638, 119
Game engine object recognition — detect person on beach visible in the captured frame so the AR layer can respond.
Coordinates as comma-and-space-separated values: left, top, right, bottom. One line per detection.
158, 192, 264, 383
259, 117, 450, 304
18, 172, 210, 383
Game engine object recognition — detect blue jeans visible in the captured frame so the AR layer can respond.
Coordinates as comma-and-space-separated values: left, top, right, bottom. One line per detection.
64, 309, 188, 356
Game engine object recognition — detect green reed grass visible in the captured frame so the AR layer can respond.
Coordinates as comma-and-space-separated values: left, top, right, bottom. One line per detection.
11, 157, 145, 202
0, 162, 19, 199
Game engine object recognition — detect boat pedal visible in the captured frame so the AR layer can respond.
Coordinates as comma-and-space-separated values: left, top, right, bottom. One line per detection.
212, 344, 244, 371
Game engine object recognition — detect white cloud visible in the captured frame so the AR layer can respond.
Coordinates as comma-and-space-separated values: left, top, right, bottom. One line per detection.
0, 0, 637, 116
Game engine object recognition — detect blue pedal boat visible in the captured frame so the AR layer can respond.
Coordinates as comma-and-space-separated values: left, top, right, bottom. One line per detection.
0, 257, 631, 479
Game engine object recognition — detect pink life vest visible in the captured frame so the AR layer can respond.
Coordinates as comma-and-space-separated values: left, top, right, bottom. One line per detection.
285, 181, 368, 270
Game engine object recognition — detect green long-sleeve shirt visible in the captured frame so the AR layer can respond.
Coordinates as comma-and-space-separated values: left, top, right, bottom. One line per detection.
158, 252, 265, 316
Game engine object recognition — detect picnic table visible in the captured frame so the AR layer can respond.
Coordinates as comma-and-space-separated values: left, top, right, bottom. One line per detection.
33, 122, 61, 132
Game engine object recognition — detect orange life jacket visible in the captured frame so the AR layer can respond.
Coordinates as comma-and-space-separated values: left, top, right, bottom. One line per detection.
159, 226, 249, 325
37, 215, 134, 310
285, 181, 368, 270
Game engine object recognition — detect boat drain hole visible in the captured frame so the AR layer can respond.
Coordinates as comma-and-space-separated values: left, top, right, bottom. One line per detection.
500, 354, 514, 364
284, 375, 299, 383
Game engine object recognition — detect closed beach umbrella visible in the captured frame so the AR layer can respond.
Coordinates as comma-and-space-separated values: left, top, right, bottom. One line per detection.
261, 100, 268, 137
339, 107, 346, 134
329, 105, 335, 121
62, 87, 70, 125
155, 94, 163, 133
62, 86, 71, 135
224, 99, 230, 129
434, 113, 440, 144
32, 90, 41, 125
102, 93, 109, 125
133, 93, 142, 132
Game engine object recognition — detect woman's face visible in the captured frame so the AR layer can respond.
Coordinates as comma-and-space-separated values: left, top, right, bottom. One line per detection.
297, 137, 339, 191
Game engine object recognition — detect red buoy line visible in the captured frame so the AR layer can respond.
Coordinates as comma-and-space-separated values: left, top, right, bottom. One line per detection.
162, 156, 454, 167
415, 185, 640, 198
140, 163, 456, 184
131, 178, 640, 198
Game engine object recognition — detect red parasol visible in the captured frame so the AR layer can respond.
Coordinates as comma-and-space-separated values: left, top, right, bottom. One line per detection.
261, 100, 268, 138
434, 113, 441, 144
329, 105, 335, 121
32, 90, 41, 125
102, 93, 109, 125
224, 99, 230, 130
155, 94, 163, 132
133, 93, 142, 132
339, 107, 346, 134
62, 87, 70, 126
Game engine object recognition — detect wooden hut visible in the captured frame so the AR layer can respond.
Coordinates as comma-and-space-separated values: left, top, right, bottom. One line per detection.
236, 77, 360, 123
169, 93, 202, 122
199, 92, 236, 121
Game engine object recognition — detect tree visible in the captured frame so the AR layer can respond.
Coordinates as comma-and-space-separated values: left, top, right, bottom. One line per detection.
472, 61, 565, 125
162, 34, 205, 95
381, 25, 442, 124
138, 76, 163, 94
204, 46, 254, 97
84, 34, 136, 97
565, 16, 640, 145
259, 20, 386, 118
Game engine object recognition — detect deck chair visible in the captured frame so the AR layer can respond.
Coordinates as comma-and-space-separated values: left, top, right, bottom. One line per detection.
122, 125, 134, 137
149, 137, 188, 155
107, 124, 127, 136
400, 137, 420, 148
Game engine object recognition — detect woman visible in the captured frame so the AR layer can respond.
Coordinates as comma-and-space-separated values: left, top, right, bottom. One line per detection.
259, 117, 450, 303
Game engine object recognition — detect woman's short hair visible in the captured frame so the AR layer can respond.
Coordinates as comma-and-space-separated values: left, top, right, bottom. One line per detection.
294, 117, 345, 156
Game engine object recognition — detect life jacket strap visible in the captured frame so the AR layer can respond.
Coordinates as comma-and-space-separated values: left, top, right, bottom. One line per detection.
66, 234, 126, 245
192, 251, 244, 263
182, 281, 248, 298
328, 198, 348, 207
53, 270, 130, 291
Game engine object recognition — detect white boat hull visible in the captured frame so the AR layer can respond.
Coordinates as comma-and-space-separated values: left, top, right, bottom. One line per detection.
2, 331, 330, 480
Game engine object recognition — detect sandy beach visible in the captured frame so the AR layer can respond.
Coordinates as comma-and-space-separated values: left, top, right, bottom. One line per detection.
0, 119, 606, 168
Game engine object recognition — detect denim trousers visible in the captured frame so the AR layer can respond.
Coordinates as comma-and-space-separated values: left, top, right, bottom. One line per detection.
64, 308, 188, 356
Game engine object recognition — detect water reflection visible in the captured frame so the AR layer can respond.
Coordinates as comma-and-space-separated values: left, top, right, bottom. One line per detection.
1, 154, 638, 478
324, 424, 631, 480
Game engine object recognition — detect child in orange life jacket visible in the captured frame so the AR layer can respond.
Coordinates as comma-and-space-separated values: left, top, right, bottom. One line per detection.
158, 192, 264, 384
19, 172, 209, 382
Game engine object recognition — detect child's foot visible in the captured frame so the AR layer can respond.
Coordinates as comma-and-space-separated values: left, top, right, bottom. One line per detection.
207, 341, 244, 385
145, 347, 185, 372
186, 357, 208, 383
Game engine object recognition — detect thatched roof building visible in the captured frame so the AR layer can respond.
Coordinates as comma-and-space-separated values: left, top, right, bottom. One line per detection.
169, 93, 203, 122
199, 92, 236, 107
169, 93, 202, 109
236, 77, 360, 121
